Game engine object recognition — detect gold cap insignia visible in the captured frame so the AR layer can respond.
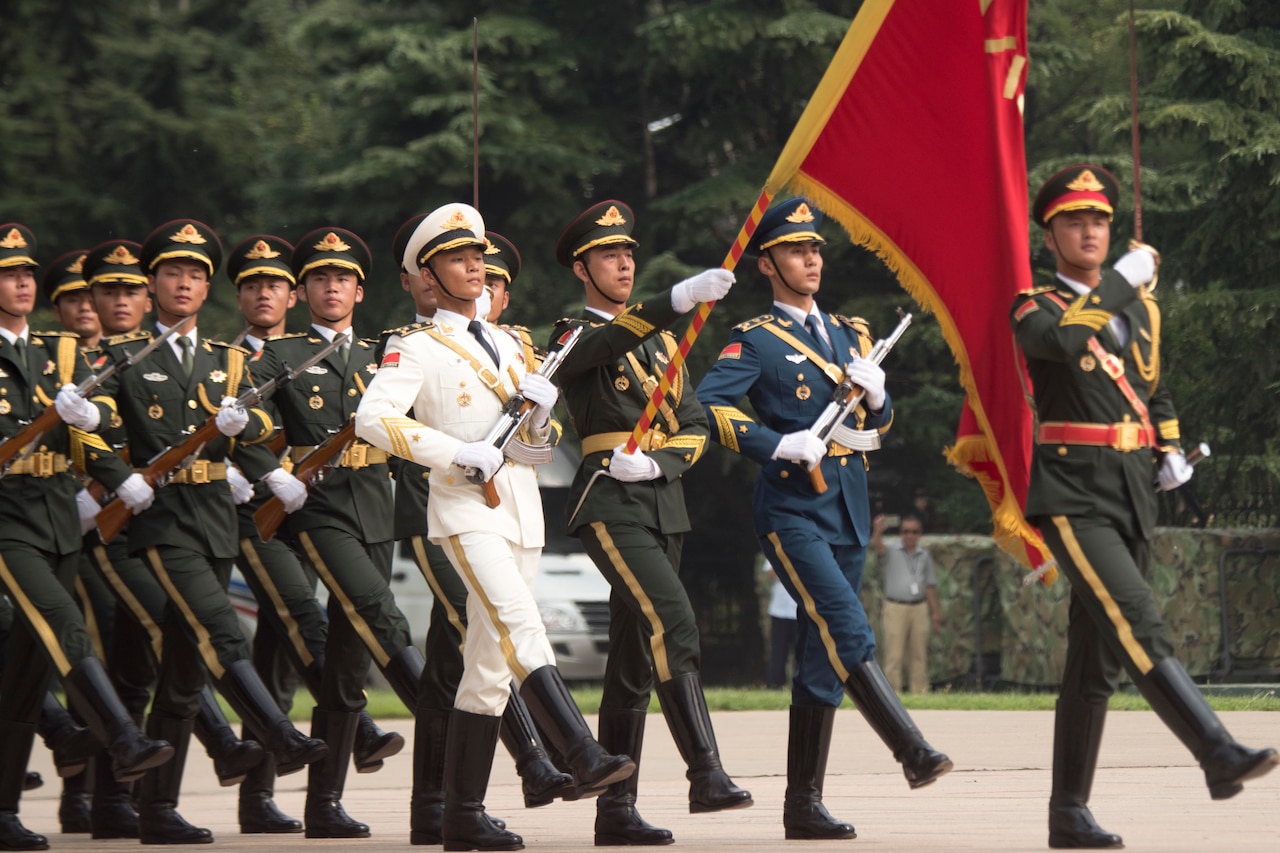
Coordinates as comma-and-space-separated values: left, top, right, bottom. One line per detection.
785, 202, 816, 224
245, 239, 281, 260
170, 223, 208, 244
1066, 170, 1105, 193
315, 232, 351, 252
104, 244, 140, 265
68, 254, 87, 274
0, 228, 28, 249
442, 210, 473, 232
484, 238, 500, 255
595, 205, 627, 227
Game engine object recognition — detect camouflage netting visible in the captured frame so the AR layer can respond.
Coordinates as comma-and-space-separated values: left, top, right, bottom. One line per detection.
857, 528, 1280, 688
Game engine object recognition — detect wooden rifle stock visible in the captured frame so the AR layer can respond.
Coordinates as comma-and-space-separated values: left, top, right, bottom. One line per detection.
0, 407, 64, 472
97, 418, 222, 544
253, 421, 356, 542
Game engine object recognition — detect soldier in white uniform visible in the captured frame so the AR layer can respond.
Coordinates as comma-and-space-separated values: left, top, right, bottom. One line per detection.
355, 203, 634, 851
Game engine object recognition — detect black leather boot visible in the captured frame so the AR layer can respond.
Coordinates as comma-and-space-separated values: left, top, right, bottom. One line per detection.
62, 658, 173, 784
383, 646, 426, 711
1137, 657, 1279, 800
843, 660, 952, 788
520, 666, 634, 796
58, 770, 92, 834
353, 711, 404, 774
239, 747, 301, 833
499, 688, 572, 808
411, 708, 448, 845
90, 748, 139, 839
442, 711, 523, 852
192, 685, 263, 787
304, 709, 369, 838
19, 775, 39, 793
594, 709, 673, 847
0, 723, 48, 851
37, 692, 98, 779
783, 705, 856, 840
137, 713, 213, 844
1048, 697, 1122, 849
215, 660, 326, 776
655, 672, 752, 813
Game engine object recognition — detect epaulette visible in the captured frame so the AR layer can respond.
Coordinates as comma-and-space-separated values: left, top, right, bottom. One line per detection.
556, 317, 604, 329
207, 339, 250, 355
30, 330, 78, 339
265, 332, 307, 341
387, 321, 435, 338
1021, 284, 1058, 296
503, 324, 531, 333
733, 314, 774, 332
104, 331, 152, 347
834, 314, 868, 329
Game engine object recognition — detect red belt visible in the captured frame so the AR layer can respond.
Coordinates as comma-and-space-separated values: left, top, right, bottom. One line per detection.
1037, 421, 1155, 452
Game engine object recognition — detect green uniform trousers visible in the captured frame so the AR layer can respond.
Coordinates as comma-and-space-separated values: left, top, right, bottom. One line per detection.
404, 535, 467, 713
1037, 514, 1176, 703
85, 534, 165, 717
294, 527, 405, 713
578, 521, 699, 712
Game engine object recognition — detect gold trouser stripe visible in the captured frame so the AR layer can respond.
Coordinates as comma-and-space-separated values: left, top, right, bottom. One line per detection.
75, 577, 106, 661
411, 536, 466, 650
239, 538, 314, 667
297, 531, 389, 669
0, 552, 73, 676
92, 544, 162, 660
766, 532, 850, 682
588, 522, 671, 682
446, 535, 529, 683
1049, 516, 1154, 675
144, 548, 226, 680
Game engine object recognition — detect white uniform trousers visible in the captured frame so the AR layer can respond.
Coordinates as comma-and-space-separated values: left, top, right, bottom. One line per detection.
436, 530, 555, 715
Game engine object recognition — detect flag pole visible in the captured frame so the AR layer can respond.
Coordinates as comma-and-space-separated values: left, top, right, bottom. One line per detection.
621, 187, 775, 453
1127, 0, 1143, 242
472, 17, 480, 210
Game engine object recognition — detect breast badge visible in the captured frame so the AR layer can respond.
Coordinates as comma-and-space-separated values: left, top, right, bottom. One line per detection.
43, 360, 56, 375
1079, 355, 1097, 372
614, 376, 630, 392
457, 391, 472, 407
148, 403, 164, 419
208, 369, 227, 383
796, 385, 811, 401
0, 399, 10, 415
309, 395, 324, 410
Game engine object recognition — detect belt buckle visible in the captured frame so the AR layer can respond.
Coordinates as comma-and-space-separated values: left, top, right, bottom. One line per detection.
1100, 353, 1125, 379
1111, 421, 1142, 452
477, 368, 499, 389
648, 429, 666, 452
32, 451, 55, 478
188, 459, 211, 484
344, 443, 369, 469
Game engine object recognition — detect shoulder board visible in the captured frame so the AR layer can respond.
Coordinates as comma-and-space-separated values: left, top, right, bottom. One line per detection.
733, 314, 775, 333
388, 321, 435, 338
503, 324, 531, 333
834, 314, 868, 328
265, 332, 308, 341
105, 331, 152, 347
556, 317, 605, 329
30, 330, 77, 339
206, 340, 250, 354
1024, 285, 1058, 296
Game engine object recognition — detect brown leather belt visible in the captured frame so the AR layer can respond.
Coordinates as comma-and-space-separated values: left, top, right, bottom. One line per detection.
289, 442, 388, 469
1037, 420, 1155, 452
7, 452, 70, 478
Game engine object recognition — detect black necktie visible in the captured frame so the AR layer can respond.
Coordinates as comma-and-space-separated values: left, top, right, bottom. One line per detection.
468, 320, 499, 367
177, 336, 194, 378
805, 314, 835, 363
13, 337, 26, 362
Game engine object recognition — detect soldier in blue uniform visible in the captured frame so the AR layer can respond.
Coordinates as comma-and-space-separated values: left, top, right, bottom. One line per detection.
1012, 165, 1278, 849
696, 199, 952, 841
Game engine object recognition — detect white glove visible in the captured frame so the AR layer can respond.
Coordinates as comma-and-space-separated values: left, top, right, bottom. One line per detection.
772, 431, 827, 470
55, 384, 100, 431
845, 357, 886, 412
606, 445, 663, 482
115, 473, 155, 515
226, 464, 254, 505
671, 268, 735, 313
215, 396, 250, 437
75, 489, 99, 535
1157, 452, 1194, 492
1113, 249, 1156, 287
454, 441, 504, 481
263, 468, 308, 513
518, 372, 558, 426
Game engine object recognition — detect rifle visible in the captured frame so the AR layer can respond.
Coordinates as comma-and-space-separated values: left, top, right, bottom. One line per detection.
464, 325, 584, 508
805, 309, 912, 494
253, 420, 356, 542
96, 333, 348, 543
0, 316, 194, 475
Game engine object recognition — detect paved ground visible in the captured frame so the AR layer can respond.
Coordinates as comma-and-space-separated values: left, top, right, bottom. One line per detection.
20, 710, 1280, 852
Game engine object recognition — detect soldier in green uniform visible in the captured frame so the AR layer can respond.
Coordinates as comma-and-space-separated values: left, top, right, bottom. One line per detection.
1012, 165, 1278, 849
548, 200, 750, 846
0, 222, 174, 852
88, 219, 328, 845
385, 218, 571, 845
226, 233, 402, 836
239, 227, 422, 839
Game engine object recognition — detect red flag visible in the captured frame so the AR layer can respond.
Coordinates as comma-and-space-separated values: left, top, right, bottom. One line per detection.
764, 0, 1055, 582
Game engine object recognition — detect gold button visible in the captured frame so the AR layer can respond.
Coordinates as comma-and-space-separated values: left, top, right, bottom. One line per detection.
780, 469, 789, 479
459, 380, 466, 387
188, 400, 197, 409
347, 388, 357, 397
1058, 447, 1068, 456
840, 458, 848, 467
421, 471, 430, 479
797, 373, 804, 381
602, 458, 610, 468
312, 385, 320, 392
446, 476, 455, 484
